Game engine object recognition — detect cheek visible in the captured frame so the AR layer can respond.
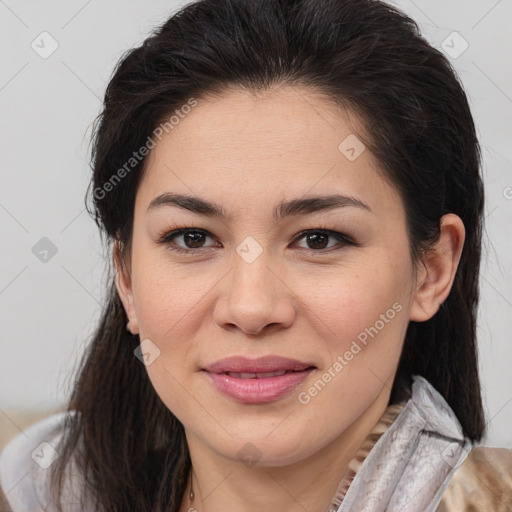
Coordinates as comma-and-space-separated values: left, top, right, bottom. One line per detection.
131, 270, 203, 420
296, 265, 404, 344
130, 246, 207, 339
298, 263, 409, 395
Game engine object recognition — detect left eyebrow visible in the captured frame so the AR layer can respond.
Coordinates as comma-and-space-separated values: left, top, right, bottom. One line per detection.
275, 194, 372, 219
146, 192, 372, 221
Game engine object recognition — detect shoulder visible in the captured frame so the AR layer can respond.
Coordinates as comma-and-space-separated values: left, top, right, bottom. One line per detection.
438, 445, 512, 512
0, 411, 73, 511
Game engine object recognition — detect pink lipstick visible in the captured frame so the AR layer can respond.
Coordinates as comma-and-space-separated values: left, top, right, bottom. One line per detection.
202, 356, 316, 404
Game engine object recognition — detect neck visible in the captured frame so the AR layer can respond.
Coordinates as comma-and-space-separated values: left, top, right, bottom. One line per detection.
179, 388, 393, 512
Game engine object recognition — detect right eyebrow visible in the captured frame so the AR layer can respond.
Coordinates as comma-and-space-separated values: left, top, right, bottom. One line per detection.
146, 192, 372, 220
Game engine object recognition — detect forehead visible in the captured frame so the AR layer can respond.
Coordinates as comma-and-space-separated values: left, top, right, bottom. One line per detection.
136, 85, 403, 223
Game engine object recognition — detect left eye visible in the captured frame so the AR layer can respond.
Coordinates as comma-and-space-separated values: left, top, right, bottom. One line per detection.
292, 229, 354, 250
158, 228, 356, 254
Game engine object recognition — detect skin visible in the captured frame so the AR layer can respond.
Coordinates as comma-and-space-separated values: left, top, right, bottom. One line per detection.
114, 84, 465, 512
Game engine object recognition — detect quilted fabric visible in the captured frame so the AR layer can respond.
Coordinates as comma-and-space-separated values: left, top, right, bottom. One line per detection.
327, 378, 512, 511
329, 375, 472, 511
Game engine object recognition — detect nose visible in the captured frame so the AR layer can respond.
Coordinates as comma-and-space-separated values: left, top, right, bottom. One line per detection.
213, 250, 296, 337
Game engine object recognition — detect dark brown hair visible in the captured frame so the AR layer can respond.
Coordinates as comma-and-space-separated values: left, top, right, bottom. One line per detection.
48, 0, 485, 509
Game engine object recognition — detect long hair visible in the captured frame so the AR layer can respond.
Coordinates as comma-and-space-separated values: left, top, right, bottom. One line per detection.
48, 0, 485, 509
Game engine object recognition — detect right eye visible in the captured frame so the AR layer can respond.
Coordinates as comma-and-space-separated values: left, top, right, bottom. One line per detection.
157, 227, 220, 254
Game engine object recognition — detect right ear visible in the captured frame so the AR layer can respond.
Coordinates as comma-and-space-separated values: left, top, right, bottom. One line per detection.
113, 240, 139, 335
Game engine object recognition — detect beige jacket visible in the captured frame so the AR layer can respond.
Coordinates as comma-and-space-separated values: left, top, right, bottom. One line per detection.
439, 445, 512, 511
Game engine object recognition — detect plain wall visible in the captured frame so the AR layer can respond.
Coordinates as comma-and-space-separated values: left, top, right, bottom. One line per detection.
0, 0, 511, 446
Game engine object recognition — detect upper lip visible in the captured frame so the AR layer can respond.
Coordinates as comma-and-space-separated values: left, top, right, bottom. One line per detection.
202, 356, 316, 374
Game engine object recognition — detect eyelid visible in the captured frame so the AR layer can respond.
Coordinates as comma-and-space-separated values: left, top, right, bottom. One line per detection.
157, 227, 219, 252
156, 225, 359, 254
290, 226, 357, 248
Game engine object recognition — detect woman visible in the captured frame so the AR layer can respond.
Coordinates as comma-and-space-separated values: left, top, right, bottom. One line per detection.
1, 0, 511, 510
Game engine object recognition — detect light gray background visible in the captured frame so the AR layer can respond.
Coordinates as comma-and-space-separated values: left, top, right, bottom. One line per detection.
0, 0, 511, 446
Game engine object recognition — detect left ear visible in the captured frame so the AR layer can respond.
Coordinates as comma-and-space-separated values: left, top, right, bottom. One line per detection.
409, 213, 465, 322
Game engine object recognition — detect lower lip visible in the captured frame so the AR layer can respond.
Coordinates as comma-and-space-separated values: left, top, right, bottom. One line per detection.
203, 369, 315, 403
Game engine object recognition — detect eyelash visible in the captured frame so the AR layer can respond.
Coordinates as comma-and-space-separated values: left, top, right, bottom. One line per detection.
156, 224, 360, 255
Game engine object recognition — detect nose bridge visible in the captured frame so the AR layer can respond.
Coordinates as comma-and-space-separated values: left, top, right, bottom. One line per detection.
230, 243, 277, 307
213, 239, 294, 335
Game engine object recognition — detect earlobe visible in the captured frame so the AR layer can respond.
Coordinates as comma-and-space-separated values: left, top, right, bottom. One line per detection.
409, 214, 465, 322
113, 240, 140, 335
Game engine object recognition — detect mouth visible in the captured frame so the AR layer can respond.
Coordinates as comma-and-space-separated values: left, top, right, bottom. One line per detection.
202, 355, 316, 374
201, 356, 317, 403
218, 369, 312, 379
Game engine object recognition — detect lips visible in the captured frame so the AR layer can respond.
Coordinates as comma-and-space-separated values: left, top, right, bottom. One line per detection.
202, 356, 316, 403
202, 355, 316, 375
224, 370, 288, 379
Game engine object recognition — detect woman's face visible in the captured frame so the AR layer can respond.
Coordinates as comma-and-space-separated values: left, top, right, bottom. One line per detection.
117, 85, 423, 467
